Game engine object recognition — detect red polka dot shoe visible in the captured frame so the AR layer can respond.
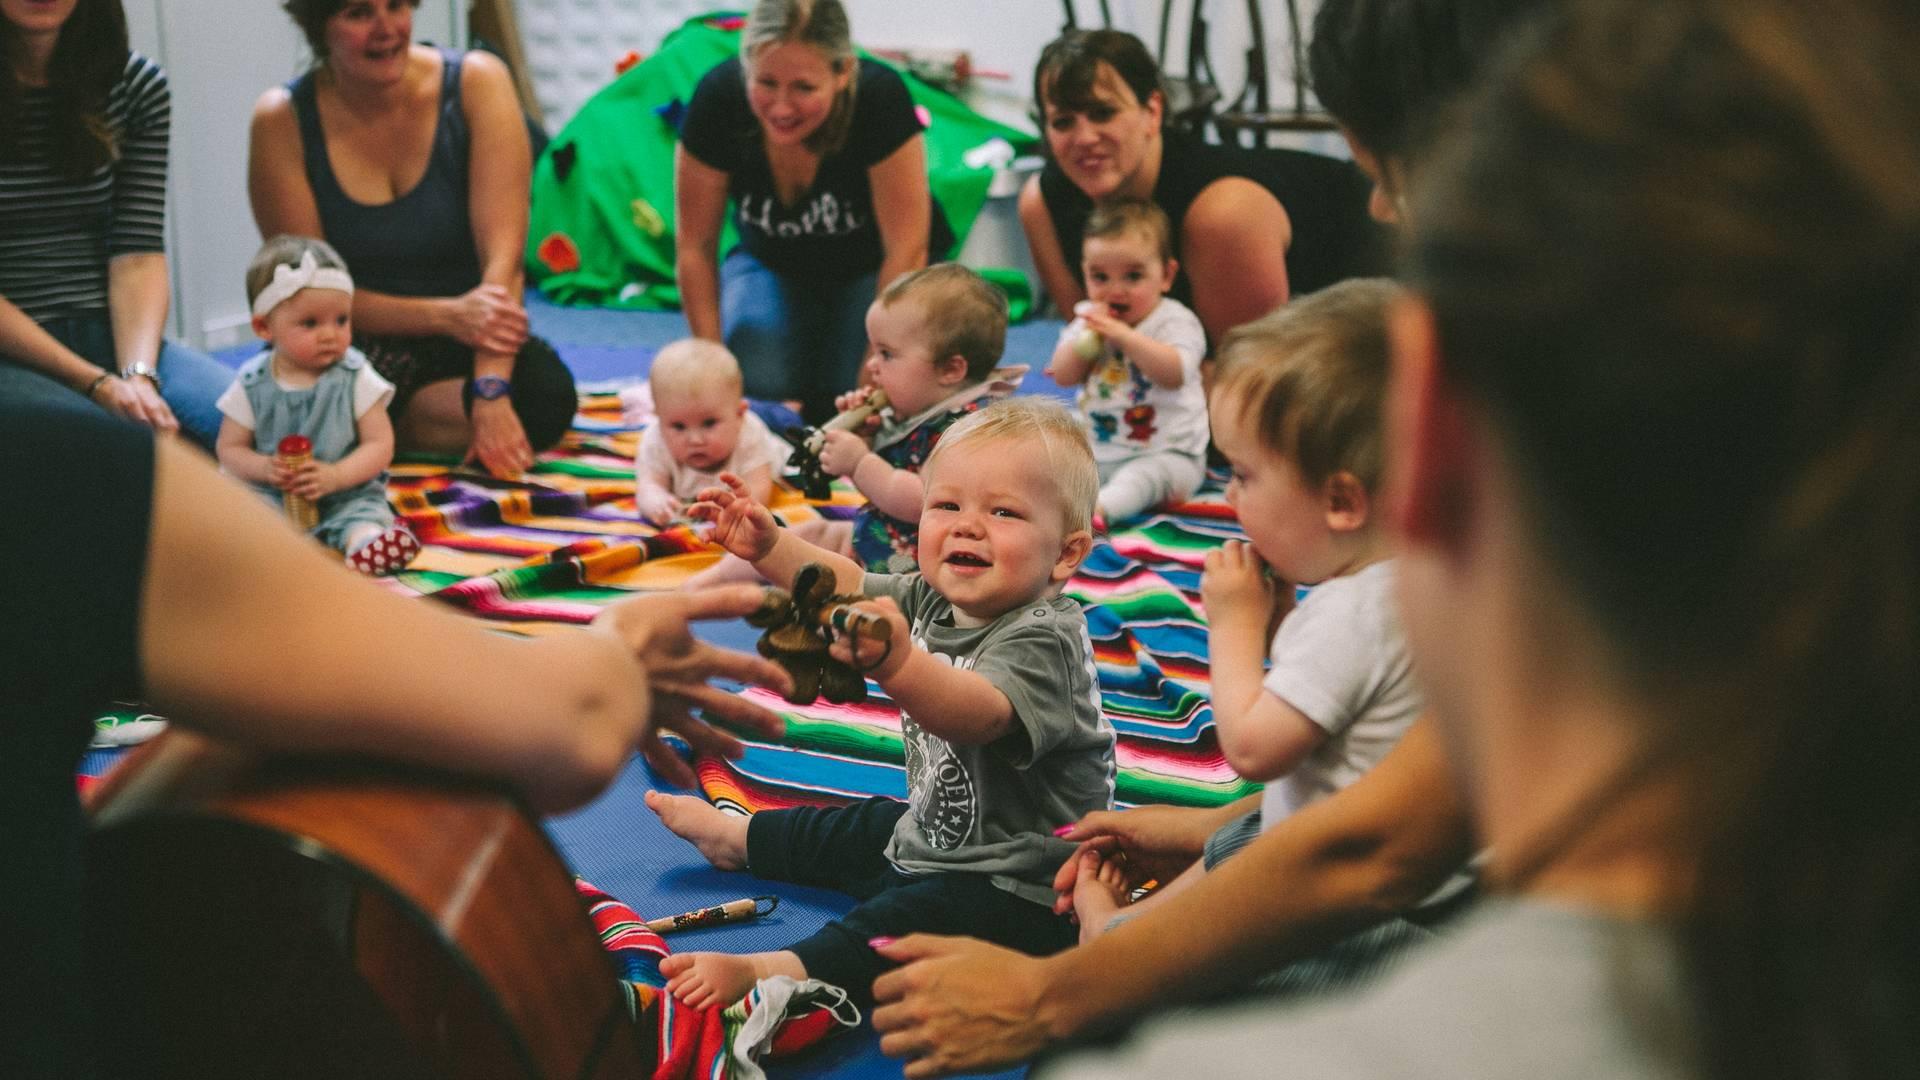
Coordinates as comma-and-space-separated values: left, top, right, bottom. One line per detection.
347, 525, 421, 577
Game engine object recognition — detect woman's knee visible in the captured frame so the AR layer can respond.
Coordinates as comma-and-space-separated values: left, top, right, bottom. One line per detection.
155, 340, 235, 451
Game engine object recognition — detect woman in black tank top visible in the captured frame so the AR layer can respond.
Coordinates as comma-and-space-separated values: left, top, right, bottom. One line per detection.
248, 0, 575, 477
1021, 30, 1384, 346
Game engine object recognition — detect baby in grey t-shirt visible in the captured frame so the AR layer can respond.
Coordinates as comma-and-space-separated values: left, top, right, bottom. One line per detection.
650, 398, 1114, 1009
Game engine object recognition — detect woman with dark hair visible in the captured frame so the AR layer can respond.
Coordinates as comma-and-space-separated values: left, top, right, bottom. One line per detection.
249, 0, 576, 478
1035, 0, 1920, 1075
674, 0, 951, 424
1020, 29, 1382, 345
0, 0, 235, 447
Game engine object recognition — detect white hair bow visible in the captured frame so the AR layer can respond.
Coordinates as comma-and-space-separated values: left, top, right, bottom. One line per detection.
252, 250, 355, 318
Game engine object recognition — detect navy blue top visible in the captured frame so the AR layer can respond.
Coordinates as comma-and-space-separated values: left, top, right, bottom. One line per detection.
289, 49, 483, 298
679, 55, 954, 282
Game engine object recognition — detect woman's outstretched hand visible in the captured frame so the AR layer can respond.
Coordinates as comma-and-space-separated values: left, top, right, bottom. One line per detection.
590, 584, 793, 786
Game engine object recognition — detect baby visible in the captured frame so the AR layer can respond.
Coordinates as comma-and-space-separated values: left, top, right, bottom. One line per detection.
1049, 200, 1209, 526
1071, 280, 1425, 939
216, 235, 417, 575
650, 397, 1115, 1008
633, 338, 790, 525
688, 262, 1019, 586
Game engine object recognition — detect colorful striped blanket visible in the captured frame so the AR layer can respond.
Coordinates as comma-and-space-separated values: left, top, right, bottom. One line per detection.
387, 392, 1255, 813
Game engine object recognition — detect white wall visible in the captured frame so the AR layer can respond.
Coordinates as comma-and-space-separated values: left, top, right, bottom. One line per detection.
129, 0, 464, 350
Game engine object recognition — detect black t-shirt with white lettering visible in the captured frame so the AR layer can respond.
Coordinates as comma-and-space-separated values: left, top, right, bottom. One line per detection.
680, 55, 954, 282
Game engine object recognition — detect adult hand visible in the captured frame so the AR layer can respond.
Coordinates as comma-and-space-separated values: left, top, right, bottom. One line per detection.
590, 584, 793, 787
817, 428, 870, 477
1049, 804, 1219, 913
871, 935, 1061, 1078
467, 398, 535, 479
445, 283, 529, 355
1201, 540, 1283, 634
94, 373, 180, 435
687, 472, 781, 561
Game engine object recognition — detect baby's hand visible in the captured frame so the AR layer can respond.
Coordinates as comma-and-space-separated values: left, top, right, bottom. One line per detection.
687, 472, 781, 561
833, 386, 875, 414
826, 596, 911, 682
636, 486, 683, 526
285, 460, 341, 501
270, 461, 298, 492
817, 428, 870, 477
1078, 304, 1130, 340
1201, 540, 1278, 632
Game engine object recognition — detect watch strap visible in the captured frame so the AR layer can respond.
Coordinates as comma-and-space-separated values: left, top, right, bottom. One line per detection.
470, 375, 513, 401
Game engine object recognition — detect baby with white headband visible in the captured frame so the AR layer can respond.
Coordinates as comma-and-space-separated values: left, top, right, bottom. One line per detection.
214, 235, 418, 574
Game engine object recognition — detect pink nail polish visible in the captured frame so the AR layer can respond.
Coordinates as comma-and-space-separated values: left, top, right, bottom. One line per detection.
868, 936, 897, 949
1052, 824, 1074, 837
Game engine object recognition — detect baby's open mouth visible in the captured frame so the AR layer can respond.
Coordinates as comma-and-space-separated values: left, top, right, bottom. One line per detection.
946, 551, 989, 567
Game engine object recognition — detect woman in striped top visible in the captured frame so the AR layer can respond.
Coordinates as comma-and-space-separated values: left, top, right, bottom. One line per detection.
0, 0, 233, 448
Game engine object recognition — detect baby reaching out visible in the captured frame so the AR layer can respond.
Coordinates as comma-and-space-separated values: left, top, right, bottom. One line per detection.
633, 338, 790, 526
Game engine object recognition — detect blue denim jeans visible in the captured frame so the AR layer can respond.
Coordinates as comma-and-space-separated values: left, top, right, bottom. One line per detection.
719, 247, 875, 425
0, 314, 233, 450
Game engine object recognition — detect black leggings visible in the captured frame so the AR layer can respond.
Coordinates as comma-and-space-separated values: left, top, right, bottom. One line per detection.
746, 797, 1076, 1006
355, 332, 578, 451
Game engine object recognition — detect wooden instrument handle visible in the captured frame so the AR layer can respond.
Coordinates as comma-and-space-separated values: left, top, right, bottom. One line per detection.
816, 602, 893, 643
805, 389, 890, 452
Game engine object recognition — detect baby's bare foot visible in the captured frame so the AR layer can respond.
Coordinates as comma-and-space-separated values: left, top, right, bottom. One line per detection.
660, 949, 805, 1009
1072, 850, 1131, 945
645, 790, 749, 871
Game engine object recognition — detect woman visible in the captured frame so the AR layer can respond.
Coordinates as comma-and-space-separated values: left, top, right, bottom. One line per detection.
1034, 0, 1918, 1075
0, 397, 793, 1077
0, 0, 234, 448
250, 0, 575, 479
1020, 29, 1383, 345
675, 0, 950, 424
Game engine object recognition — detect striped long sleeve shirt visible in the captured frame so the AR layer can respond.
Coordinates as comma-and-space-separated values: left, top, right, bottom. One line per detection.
0, 52, 169, 323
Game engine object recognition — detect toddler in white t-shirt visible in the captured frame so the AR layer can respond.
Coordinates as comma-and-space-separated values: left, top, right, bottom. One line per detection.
1071, 279, 1423, 939
1048, 199, 1209, 526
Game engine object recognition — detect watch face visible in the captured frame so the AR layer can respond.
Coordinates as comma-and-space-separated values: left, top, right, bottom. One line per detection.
472, 376, 512, 400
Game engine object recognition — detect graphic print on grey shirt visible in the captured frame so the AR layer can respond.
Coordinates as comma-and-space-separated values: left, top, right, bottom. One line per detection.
862, 573, 1115, 905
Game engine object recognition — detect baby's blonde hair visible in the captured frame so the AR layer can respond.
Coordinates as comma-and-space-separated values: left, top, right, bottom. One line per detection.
1211, 278, 1402, 491
878, 263, 1008, 383
925, 397, 1098, 534
649, 338, 744, 405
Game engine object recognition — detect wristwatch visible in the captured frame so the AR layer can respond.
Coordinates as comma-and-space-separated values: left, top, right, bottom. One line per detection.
469, 375, 513, 401
121, 361, 162, 392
